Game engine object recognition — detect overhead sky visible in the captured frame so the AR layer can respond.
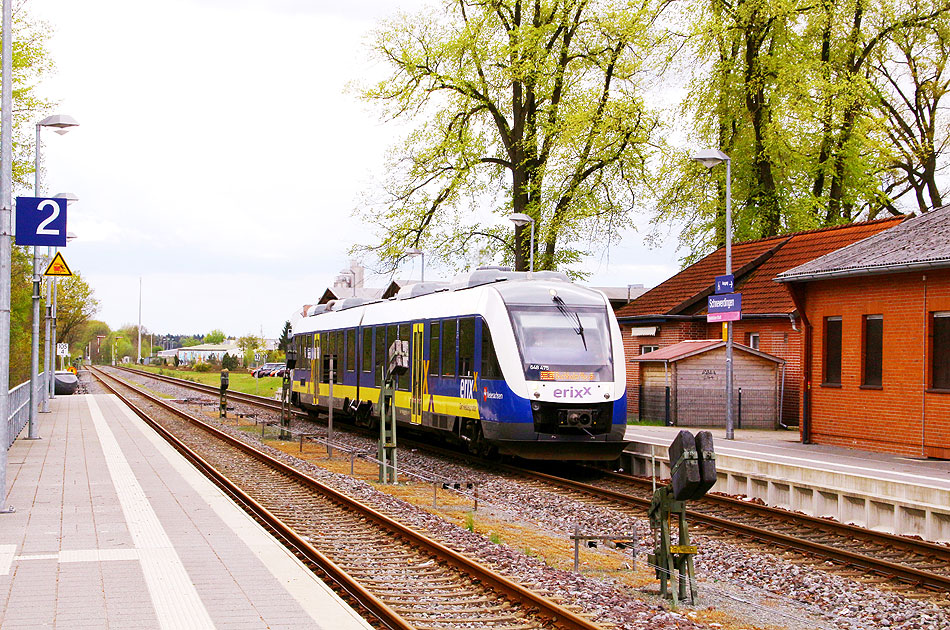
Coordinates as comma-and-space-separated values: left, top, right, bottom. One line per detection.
26, 0, 681, 340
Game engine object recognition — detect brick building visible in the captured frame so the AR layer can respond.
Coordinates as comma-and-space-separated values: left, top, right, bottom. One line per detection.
615, 218, 903, 425
776, 206, 950, 457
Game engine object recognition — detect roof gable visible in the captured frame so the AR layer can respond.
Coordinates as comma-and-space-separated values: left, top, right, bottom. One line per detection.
777, 205, 950, 282
616, 217, 904, 318
631, 339, 784, 363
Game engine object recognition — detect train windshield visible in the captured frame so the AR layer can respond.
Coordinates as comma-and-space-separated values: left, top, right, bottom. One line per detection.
509, 305, 613, 382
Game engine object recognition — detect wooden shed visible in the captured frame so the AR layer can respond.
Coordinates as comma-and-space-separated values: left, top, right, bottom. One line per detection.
632, 339, 786, 429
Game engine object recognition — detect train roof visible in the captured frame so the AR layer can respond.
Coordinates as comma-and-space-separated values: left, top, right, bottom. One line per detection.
290, 267, 610, 334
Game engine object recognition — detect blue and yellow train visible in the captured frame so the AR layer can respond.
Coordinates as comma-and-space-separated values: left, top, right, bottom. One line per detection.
289, 267, 630, 460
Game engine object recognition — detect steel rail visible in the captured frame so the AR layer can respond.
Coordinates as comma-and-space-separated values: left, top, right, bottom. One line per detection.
93, 367, 411, 630
503, 466, 950, 593
94, 366, 605, 630
109, 367, 950, 594
114, 365, 294, 414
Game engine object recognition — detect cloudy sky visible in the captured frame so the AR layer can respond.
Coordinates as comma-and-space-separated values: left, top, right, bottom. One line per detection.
26, 0, 681, 340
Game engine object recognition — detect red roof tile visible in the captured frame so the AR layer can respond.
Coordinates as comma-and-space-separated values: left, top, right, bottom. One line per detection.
617, 217, 906, 318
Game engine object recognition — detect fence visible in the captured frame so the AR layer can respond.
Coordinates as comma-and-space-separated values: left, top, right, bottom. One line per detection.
5, 374, 48, 449
638, 384, 779, 429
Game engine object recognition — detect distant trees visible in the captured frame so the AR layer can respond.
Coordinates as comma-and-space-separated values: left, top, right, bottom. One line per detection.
203, 329, 226, 344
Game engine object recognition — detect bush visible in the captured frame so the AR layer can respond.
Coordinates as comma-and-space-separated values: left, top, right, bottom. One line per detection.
222, 353, 238, 370
193, 362, 211, 373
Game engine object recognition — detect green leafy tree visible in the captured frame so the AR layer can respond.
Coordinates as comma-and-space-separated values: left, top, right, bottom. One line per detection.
654, 0, 950, 261
237, 334, 263, 366
203, 329, 226, 344
359, 0, 661, 274
55, 273, 101, 350
9, 247, 35, 385
278, 320, 292, 352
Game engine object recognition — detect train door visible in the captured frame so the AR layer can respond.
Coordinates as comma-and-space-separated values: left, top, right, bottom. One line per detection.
316, 334, 320, 403
411, 322, 424, 425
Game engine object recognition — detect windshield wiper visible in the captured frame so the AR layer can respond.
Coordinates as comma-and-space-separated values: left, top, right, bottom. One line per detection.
553, 295, 587, 351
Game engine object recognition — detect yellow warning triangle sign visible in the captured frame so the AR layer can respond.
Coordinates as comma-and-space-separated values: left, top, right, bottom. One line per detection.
44, 251, 73, 277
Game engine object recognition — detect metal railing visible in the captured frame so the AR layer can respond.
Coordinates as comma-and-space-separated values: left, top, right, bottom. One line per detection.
5, 374, 48, 449
638, 384, 781, 429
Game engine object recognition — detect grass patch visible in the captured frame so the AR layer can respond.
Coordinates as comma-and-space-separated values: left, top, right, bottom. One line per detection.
124, 364, 284, 398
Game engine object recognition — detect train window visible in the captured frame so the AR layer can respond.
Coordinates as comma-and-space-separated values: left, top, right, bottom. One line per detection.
307, 335, 314, 360
327, 330, 342, 383
428, 321, 440, 376
374, 326, 385, 383
320, 334, 327, 383
346, 329, 356, 373
480, 320, 502, 380
459, 318, 475, 377
398, 323, 410, 390
509, 305, 614, 381
362, 328, 372, 373
442, 319, 456, 377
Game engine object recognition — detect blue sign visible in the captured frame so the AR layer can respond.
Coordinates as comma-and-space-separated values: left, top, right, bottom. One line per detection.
15, 197, 68, 247
715, 274, 734, 294
707, 292, 742, 323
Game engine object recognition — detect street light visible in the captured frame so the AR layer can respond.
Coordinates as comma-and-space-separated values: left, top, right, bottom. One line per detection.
407, 249, 425, 282
691, 148, 734, 440
28, 114, 78, 436
508, 212, 535, 272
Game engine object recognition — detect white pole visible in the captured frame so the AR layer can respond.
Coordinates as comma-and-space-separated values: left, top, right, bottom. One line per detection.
137, 277, 142, 364
28, 122, 45, 431
1, 0, 16, 512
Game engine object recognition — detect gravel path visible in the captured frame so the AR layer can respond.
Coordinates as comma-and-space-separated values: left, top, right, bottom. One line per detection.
89, 368, 949, 630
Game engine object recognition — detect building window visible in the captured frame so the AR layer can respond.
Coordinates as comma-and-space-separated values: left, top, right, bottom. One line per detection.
640, 345, 659, 355
823, 316, 842, 385
863, 315, 883, 387
747, 333, 760, 350
934, 312, 950, 389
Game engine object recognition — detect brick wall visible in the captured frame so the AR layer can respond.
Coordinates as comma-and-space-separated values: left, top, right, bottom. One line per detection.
803, 269, 950, 457
623, 321, 704, 417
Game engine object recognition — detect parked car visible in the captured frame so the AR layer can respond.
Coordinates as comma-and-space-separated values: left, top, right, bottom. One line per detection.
252, 362, 282, 378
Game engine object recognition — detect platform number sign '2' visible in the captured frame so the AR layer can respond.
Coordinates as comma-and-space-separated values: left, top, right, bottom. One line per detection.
14, 197, 68, 247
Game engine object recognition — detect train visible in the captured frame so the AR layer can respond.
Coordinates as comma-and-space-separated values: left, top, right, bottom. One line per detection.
288, 267, 630, 461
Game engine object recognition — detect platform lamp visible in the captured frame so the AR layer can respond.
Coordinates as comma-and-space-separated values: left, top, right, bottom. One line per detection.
691, 148, 734, 440
508, 213, 535, 272
28, 114, 79, 436
407, 249, 425, 282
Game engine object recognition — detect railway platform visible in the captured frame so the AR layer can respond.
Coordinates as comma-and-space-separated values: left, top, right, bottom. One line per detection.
0, 393, 374, 630
622, 425, 950, 543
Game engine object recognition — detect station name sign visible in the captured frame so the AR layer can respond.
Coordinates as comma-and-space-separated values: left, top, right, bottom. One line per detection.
707, 292, 742, 322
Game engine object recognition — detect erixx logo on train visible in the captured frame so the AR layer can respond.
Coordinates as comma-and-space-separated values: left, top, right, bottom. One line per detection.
459, 375, 479, 399
552, 386, 592, 399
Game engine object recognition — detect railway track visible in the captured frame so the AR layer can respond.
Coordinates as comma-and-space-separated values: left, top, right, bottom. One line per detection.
503, 465, 950, 599
92, 366, 606, 630
112, 365, 950, 601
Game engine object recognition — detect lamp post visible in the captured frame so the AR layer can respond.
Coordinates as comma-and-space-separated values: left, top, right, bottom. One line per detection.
692, 148, 734, 440
407, 249, 425, 282
1, 0, 15, 513
28, 114, 79, 435
508, 213, 535, 272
